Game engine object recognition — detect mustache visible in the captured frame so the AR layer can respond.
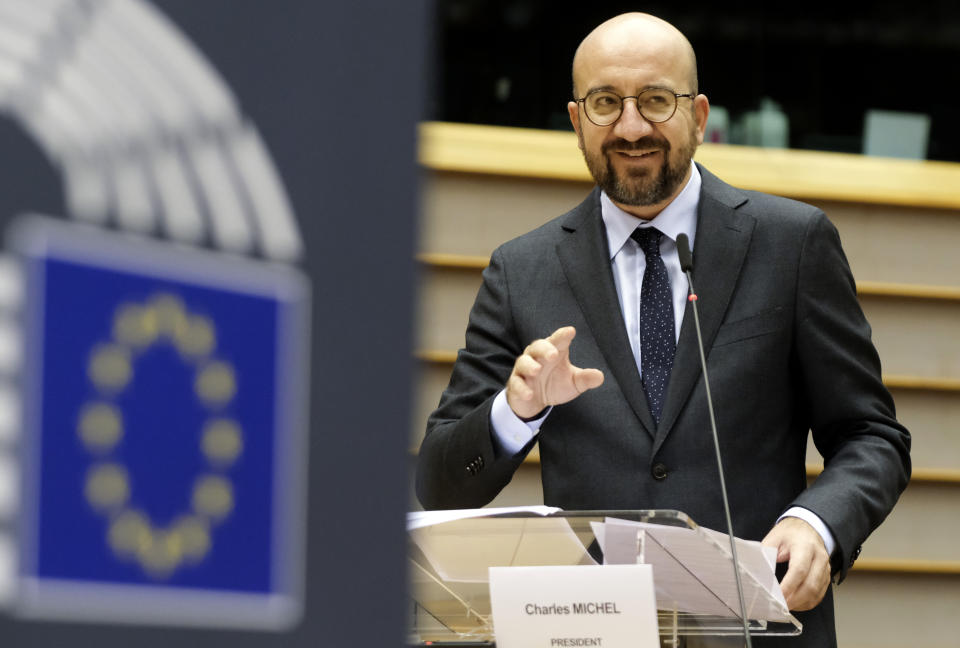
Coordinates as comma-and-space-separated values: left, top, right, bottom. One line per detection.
602, 136, 671, 153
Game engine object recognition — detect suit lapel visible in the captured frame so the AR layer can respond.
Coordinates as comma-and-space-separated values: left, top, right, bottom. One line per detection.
654, 168, 756, 454
555, 191, 658, 438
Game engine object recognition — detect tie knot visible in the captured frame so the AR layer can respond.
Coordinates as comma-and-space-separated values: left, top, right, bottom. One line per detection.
630, 227, 663, 256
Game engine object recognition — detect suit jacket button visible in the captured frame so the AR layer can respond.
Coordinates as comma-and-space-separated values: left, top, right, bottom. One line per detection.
851, 545, 862, 565
652, 463, 668, 481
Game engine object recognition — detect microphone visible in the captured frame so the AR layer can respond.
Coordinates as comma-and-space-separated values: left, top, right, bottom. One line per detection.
677, 233, 694, 272
676, 233, 753, 647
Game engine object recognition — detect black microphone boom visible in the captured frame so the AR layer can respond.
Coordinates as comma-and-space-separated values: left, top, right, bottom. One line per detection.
675, 233, 753, 648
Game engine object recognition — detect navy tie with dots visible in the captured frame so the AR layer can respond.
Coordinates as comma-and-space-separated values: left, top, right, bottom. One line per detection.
631, 227, 676, 425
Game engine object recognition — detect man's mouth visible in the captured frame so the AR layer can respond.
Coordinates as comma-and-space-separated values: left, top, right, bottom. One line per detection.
614, 149, 660, 159
604, 137, 670, 160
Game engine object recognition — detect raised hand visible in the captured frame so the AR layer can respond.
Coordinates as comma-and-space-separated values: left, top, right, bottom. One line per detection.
506, 326, 604, 419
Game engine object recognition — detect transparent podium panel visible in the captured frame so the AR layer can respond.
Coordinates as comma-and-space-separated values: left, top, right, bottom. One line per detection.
408, 509, 801, 645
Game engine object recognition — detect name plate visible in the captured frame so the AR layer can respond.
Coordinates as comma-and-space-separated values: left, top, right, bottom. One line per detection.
489, 564, 659, 648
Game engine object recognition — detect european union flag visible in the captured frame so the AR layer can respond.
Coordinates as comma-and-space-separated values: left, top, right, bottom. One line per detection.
13, 217, 309, 628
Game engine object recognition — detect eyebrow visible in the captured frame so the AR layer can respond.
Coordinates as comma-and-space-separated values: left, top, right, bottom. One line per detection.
584, 84, 674, 96
585, 84, 618, 94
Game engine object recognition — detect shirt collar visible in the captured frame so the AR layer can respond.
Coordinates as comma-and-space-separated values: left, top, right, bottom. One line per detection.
601, 162, 701, 260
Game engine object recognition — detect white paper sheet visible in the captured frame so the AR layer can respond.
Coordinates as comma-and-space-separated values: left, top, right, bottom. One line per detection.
410, 507, 591, 582
597, 518, 792, 622
407, 505, 560, 530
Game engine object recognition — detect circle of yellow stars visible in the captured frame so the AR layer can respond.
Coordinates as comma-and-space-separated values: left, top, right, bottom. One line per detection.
78, 293, 243, 578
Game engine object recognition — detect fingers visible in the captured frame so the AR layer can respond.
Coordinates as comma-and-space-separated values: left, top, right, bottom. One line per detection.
506, 326, 603, 419
507, 372, 535, 402
506, 367, 547, 419
506, 337, 557, 418
777, 542, 809, 606
524, 337, 560, 366
516, 327, 576, 378
510, 334, 563, 397
778, 542, 830, 611
506, 350, 544, 418
546, 326, 577, 353
763, 518, 831, 611
514, 352, 543, 379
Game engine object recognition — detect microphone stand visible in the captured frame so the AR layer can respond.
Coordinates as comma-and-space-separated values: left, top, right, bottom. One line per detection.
676, 233, 752, 648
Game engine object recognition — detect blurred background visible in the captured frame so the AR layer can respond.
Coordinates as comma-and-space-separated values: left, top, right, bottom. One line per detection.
431, 0, 960, 160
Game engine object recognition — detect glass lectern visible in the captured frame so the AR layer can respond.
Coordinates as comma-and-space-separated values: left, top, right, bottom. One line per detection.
408, 510, 802, 646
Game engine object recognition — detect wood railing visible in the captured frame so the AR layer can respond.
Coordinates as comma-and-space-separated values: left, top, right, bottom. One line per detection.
420, 121, 960, 210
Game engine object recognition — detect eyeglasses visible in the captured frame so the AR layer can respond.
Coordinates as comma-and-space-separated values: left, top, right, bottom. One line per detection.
576, 88, 695, 126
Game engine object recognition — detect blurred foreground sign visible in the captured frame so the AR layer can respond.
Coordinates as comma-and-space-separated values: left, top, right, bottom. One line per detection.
8, 216, 309, 628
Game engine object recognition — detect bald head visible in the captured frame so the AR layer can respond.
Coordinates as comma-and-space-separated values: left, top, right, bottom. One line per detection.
566, 12, 708, 216
572, 13, 698, 99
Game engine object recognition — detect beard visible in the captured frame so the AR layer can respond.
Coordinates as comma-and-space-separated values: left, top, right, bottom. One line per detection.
580, 128, 697, 206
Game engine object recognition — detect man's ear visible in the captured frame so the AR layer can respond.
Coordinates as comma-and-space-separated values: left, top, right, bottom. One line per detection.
568, 101, 583, 150
694, 94, 710, 145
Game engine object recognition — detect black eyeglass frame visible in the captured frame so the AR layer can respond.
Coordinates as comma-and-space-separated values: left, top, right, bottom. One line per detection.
575, 88, 697, 126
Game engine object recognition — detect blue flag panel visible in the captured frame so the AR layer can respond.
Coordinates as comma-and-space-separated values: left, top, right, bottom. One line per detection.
13, 217, 309, 628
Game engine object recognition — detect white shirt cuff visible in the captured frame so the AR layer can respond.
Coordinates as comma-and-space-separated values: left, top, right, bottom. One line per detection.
490, 389, 549, 456
778, 506, 837, 557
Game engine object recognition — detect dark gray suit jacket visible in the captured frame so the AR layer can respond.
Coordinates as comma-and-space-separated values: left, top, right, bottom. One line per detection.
416, 165, 911, 647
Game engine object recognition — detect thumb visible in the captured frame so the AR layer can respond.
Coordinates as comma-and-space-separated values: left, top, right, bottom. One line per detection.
572, 367, 604, 393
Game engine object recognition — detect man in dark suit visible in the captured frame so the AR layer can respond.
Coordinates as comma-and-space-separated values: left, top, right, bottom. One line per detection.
416, 12, 911, 646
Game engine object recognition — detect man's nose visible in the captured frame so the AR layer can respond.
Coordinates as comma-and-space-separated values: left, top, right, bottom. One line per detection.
612, 98, 655, 141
